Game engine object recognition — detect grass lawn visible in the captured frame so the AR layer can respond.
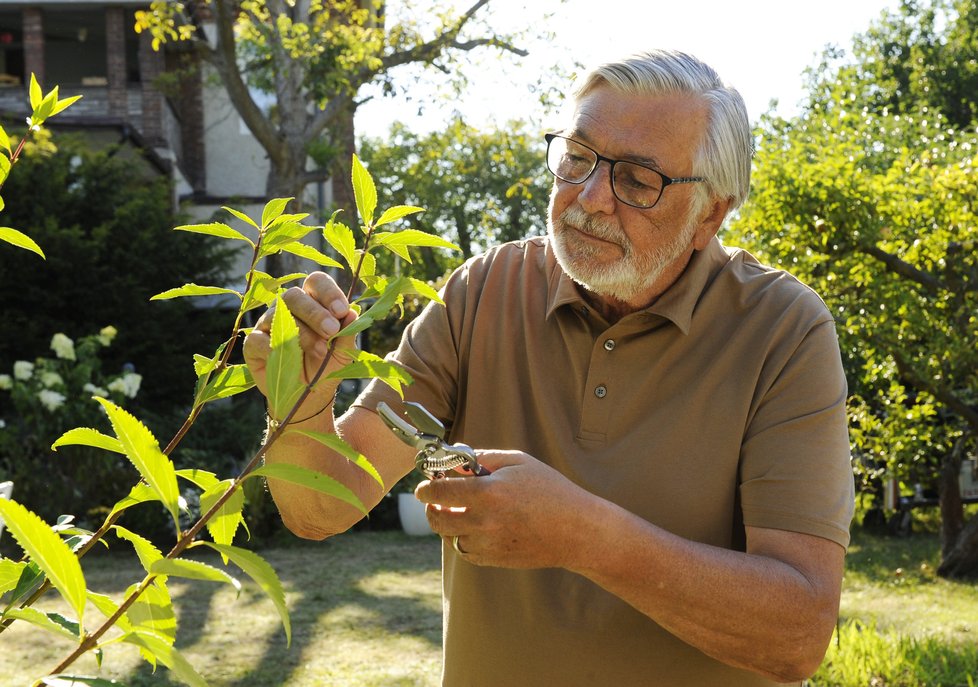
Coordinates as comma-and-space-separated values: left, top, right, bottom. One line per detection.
2, 521, 977, 686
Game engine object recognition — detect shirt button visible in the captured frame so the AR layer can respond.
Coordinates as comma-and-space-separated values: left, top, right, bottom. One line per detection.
594, 385, 608, 398
603, 339, 616, 351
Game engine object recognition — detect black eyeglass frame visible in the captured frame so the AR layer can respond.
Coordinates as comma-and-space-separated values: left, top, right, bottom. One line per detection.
544, 133, 707, 209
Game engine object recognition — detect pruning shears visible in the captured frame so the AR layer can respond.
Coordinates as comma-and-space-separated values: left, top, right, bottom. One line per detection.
377, 401, 489, 479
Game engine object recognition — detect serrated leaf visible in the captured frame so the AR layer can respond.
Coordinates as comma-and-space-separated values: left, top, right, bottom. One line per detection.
261, 197, 292, 229
4, 607, 79, 641
124, 579, 175, 646
326, 350, 413, 398
266, 296, 305, 421
123, 630, 208, 687
29, 73, 42, 110
108, 482, 158, 520
289, 429, 384, 490
0, 125, 10, 156
150, 558, 241, 592
351, 154, 377, 225
87, 591, 132, 632
8, 560, 44, 606
249, 463, 366, 514
222, 205, 259, 230
0, 500, 86, 625
0, 558, 26, 595
50, 94, 82, 117
374, 229, 459, 253
174, 222, 255, 247
259, 221, 317, 259
199, 480, 245, 549
279, 241, 344, 269
113, 525, 163, 574
323, 220, 357, 270
175, 468, 220, 492
35, 89, 58, 123
0, 227, 45, 259
197, 542, 291, 646
150, 284, 241, 301
374, 205, 425, 228
41, 676, 123, 686
51, 427, 124, 455
94, 397, 181, 528
196, 364, 255, 405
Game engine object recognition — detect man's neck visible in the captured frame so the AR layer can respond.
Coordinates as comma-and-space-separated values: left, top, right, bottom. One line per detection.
580, 251, 694, 324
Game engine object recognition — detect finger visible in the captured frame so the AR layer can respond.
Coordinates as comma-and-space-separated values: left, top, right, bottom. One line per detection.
416, 474, 485, 509
304, 272, 352, 321
242, 328, 271, 392
473, 449, 530, 472
283, 285, 343, 339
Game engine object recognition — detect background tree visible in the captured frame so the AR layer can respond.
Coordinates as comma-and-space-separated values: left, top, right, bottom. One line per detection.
727, 0, 978, 578
359, 116, 551, 280
136, 0, 536, 274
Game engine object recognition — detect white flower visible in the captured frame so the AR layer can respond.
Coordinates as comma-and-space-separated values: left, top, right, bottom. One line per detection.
50, 333, 76, 361
38, 389, 66, 412
40, 371, 64, 388
108, 372, 141, 399
0, 374, 11, 390
83, 382, 108, 398
0, 419, 5, 429
13, 361, 34, 381
97, 325, 118, 346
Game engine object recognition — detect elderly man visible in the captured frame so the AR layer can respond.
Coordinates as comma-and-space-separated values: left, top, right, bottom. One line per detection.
244, 50, 854, 686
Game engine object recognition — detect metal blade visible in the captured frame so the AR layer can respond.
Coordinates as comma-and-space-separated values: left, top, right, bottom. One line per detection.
402, 401, 446, 439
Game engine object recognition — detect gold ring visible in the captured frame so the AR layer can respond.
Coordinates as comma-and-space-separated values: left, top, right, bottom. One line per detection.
452, 535, 466, 555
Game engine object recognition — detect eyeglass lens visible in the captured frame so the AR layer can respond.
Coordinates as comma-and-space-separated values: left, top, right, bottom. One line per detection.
546, 136, 665, 208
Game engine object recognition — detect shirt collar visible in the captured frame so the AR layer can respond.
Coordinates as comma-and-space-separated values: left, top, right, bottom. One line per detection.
545, 236, 732, 334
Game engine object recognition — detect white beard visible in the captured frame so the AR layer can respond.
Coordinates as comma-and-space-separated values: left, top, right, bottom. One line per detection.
548, 200, 699, 303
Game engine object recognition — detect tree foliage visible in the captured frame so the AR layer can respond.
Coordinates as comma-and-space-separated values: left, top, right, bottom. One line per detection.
359, 117, 551, 280
728, 0, 978, 577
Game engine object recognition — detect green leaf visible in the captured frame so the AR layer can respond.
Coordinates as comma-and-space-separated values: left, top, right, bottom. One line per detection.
150, 558, 242, 592
50, 94, 83, 117
175, 468, 220, 492
123, 630, 208, 687
266, 295, 305, 421
51, 427, 124, 455
0, 499, 86, 625
0, 124, 10, 156
278, 241, 344, 269
374, 229, 459, 253
0, 227, 45, 259
374, 205, 425, 228
29, 73, 42, 110
407, 277, 444, 305
8, 560, 44, 606
199, 480, 245, 549
289, 429, 384, 490
150, 284, 241, 301
41, 676, 123, 686
259, 221, 317, 259
94, 397, 181, 528
197, 542, 292, 646
323, 218, 357, 270
3, 607, 80, 641
327, 350, 413, 398
351, 154, 377, 226
249, 463, 366, 514
0, 558, 26, 595
123, 579, 175, 646
113, 525, 163, 574
34, 88, 58, 123
261, 197, 293, 229
222, 205, 259, 230
196, 363, 255, 405
174, 222, 255, 247
108, 482, 158, 520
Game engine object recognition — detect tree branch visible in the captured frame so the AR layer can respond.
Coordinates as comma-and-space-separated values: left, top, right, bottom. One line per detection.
882, 339, 978, 430
858, 243, 946, 294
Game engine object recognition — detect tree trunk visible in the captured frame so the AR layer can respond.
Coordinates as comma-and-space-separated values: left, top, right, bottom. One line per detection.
937, 436, 978, 580
938, 515, 978, 579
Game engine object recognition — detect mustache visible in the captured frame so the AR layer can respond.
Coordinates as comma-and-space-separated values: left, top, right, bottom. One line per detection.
558, 206, 625, 244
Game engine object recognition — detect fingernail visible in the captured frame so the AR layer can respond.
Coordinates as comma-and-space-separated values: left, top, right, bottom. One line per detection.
330, 299, 347, 316
321, 316, 339, 336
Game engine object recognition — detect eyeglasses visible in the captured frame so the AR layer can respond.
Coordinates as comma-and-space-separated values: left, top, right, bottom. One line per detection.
545, 133, 706, 209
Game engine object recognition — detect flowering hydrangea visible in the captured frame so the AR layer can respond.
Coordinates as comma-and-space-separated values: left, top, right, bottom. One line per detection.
97, 325, 118, 347
38, 389, 67, 412
107, 372, 142, 399
13, 361, 34, 381
40, 371, 64, 388
50, 333, 76, 361
83, 382, 109, 398
0, 374, 11, 390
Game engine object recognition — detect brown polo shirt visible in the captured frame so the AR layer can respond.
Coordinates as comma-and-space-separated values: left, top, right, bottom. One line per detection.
357, 235, 854, 686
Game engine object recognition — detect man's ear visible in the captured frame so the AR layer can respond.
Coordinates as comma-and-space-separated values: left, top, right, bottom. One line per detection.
692, 197, 731, 250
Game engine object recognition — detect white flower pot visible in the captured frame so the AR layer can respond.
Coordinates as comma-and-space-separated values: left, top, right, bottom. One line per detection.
398, 492, 434, 536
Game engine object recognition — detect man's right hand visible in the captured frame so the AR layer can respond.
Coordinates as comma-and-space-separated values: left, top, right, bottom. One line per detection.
243, 271, 359, 414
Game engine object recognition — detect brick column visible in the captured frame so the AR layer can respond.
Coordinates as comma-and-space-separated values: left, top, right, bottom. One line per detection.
22, 7, 43, 86
137, 31, 164, 145
178, 54, 206, 192
105, 8, 127, 118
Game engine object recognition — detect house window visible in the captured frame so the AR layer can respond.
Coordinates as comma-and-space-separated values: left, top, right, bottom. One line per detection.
44, 10, 108, 86
0, 12, 23, 87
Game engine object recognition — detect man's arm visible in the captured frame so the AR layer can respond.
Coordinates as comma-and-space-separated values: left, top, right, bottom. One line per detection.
243, 273, 417, 539
418, 450, 844, 683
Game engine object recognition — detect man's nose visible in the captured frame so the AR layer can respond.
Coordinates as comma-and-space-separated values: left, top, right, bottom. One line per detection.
576, 161, 616, 215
